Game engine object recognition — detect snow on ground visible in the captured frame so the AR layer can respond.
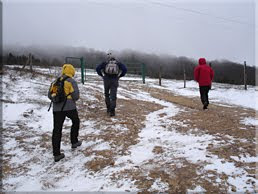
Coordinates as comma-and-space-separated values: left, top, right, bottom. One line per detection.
2, 65, 257, 192
148, 79, 257, 111
87, 68, 257, 111
241, 117, 258, 126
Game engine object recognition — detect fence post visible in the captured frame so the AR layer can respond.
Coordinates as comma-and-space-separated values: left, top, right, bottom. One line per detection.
84, 59, 86, 82
141, 63, 146, 84
159, 64, 162, 86
183, 63, 186, 88
29, 53, 33, 72
22, 53, 33, 71
80, 57, 85, 84
244, 61, 247, 90
209, 62, 212, 89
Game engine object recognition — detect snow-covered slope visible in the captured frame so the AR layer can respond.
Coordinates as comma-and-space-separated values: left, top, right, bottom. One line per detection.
2, 66, 257, 193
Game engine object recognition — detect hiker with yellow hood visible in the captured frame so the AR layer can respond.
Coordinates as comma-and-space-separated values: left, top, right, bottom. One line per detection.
48, 64, 81, 162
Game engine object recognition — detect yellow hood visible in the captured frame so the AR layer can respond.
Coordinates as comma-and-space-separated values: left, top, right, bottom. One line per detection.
62, 64, 75, 77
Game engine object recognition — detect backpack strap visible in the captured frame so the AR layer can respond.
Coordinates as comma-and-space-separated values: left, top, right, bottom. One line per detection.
61, 76, 69, 82
60, 76, 71, 111
61, 92, 72, 111
48, 101, 53, 112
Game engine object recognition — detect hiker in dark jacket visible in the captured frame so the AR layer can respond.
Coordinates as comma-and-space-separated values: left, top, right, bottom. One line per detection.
96, 54, 127, 117
194, 58, 214, 110
48, 64, 81, 162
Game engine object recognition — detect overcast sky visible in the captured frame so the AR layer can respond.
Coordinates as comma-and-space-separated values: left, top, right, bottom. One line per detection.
3, 0, 256, 65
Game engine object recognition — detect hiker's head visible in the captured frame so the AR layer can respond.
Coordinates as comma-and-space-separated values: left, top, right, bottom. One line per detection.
107, 52, 115, 61
199, 58, 206, 65
62, 64, 75, 77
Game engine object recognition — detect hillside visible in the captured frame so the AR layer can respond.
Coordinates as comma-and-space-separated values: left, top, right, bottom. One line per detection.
2, 65, 257, 193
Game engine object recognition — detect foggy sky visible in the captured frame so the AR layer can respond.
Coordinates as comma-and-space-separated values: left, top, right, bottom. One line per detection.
3, 0, 256, 65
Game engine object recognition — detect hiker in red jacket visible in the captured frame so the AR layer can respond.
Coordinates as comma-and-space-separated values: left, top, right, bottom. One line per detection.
194, 58, 214, 110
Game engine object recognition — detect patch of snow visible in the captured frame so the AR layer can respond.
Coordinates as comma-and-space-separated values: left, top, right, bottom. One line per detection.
3, 103, 35, 123
150, 178, 169, 192
204, 158, 238, 174
27, 107, 53, 132
230, 155, 258, 163
227, 176, 256, 193
92, 142, 111, 151
240, 117, 258, 126
187, 185, 206, 193
122, 95, 180, 165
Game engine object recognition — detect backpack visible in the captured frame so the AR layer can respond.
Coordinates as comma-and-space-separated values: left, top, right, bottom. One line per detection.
48, 76, 69, 111
104, 60, 119, 75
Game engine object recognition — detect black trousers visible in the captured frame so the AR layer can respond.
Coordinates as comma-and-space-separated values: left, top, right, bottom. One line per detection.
103, 78, 119, 111
52, 109, 80, 156
199, 86, 211, 105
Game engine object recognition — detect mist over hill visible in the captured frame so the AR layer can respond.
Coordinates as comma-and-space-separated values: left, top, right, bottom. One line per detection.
3, 44, 256, 85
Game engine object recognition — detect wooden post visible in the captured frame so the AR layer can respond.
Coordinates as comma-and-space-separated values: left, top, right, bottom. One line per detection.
209, 62, 212, 89
29, 53, 33, 72
22, 53, 32, 71
159, 64, 162, 86
183, 63, 186, 88
141, 63, 145, 84
22, 54, 29, 69
244, 61, 247, 90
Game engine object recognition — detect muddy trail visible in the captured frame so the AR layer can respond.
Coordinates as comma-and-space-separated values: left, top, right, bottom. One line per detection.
2, 66, 257, 193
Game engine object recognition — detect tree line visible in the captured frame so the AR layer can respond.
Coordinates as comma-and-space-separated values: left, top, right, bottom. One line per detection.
115, 51, 255, 85
3, 46, 256, 85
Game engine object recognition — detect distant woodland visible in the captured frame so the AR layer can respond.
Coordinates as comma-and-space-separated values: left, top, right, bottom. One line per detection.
3, 45, 256, 85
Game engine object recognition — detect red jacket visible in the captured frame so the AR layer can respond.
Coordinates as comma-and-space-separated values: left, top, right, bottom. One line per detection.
194, 58, 214, 86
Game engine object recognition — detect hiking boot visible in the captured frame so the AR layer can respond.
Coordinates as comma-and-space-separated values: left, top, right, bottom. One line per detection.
109, 110, 115, 117
54, 153, 65, 162
71, 141, 82, 149
203, 102, 208, 110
